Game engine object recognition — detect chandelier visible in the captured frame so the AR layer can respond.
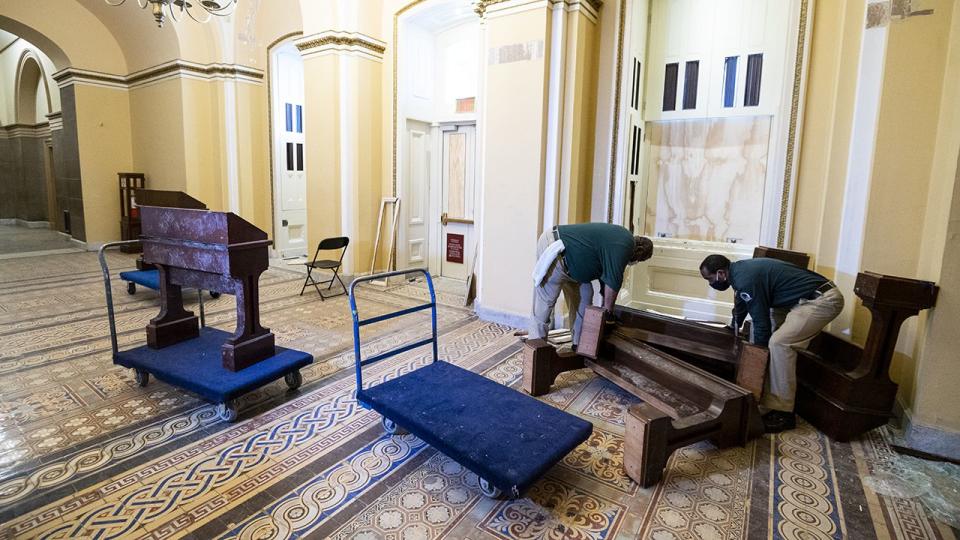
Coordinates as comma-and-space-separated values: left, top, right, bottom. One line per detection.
105, 0, 237, 27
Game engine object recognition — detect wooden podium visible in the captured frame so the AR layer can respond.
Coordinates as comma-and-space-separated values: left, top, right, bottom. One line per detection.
797, 272, 938, 440
140, 206, 275, 371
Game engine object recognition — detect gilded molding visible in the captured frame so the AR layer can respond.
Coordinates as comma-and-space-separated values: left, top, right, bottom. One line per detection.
475, 0, 602, 18
606, 0, 627, 223
296, 32, 386, 60
777, 0, 810, 248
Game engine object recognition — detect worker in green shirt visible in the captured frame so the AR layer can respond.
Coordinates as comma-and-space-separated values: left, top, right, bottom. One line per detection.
530, 223, 653, 349
699, 254, 844, 433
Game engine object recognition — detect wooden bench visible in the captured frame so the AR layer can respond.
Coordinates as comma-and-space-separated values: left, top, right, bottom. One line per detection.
524, 311, 766, 487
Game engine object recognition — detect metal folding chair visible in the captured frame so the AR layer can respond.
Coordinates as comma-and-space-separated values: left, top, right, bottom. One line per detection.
300, 236, 349, 299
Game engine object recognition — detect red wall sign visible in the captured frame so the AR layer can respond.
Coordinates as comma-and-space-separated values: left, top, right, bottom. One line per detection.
446, 233, 464, 264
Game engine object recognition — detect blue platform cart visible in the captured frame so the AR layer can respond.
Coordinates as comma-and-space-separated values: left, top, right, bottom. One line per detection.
99, 241, 313, 422
350, 269, 593, 499
120, 268, 220, 299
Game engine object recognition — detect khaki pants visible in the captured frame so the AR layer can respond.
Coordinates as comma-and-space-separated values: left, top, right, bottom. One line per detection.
761, 287, 844, 412
529, 231, 593, 345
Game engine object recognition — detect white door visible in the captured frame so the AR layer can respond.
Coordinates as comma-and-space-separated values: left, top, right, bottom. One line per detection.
272, 46, 307, 258
400, 120, 431, 270
438, 124, 477, 281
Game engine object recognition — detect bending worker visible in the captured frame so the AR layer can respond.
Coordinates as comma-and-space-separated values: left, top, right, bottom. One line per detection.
529, 223, 654, 349
699, 254, 844, 433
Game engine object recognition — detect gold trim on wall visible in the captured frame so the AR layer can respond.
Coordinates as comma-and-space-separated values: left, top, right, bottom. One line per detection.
607, 0, 627, 223
777, 0, 810, 248
296, 32, 387, 57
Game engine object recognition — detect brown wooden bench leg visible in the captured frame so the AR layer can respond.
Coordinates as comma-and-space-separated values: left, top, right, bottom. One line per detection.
522, 339, 584, 396
624, 403, 672, 488
735, 342, 768, 401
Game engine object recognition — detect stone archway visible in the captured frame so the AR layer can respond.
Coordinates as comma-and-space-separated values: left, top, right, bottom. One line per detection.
14, 51, 51, 125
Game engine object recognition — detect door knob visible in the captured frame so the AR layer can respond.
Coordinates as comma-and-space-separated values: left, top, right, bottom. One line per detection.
441, 213, 448, 226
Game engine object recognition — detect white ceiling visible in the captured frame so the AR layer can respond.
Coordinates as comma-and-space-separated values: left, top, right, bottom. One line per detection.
405, 0, 476, 33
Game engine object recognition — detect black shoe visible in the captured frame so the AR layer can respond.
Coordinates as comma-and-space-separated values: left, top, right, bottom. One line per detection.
762, 411, 796, 434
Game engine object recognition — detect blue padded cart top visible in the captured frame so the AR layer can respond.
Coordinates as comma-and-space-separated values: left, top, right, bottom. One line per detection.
119, 269, 160, 290
358, 360, 592, 497
115, 328, 312, 403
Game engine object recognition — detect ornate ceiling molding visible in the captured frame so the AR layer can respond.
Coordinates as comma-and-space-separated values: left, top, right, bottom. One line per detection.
295, 31, 387, 62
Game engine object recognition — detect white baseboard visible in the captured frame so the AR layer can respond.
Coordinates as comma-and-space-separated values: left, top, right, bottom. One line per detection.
474, 301, 527, 330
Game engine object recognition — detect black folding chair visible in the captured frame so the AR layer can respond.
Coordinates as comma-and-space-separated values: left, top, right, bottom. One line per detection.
300, 237, 349, 300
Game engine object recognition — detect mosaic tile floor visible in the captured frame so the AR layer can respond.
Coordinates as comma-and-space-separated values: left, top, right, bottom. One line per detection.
0, 251, 957, 539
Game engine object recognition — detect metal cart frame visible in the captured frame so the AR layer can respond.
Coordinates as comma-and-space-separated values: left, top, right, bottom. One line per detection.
98, 240, 309, 422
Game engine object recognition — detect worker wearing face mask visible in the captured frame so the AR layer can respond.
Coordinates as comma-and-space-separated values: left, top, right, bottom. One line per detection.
698, 255, 844, 433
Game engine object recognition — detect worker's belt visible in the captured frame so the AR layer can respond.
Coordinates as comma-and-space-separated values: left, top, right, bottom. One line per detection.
550, 226, 569, 273
811, 281, 836, 298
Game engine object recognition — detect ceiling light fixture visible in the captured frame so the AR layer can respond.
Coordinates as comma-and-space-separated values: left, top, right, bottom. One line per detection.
104, 0, 237, 28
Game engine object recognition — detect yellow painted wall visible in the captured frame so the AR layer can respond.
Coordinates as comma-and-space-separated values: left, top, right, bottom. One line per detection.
180, 78, 225, 211
235, 82, 272, 236
129, 80, 188, 193
303, 54, 342, 259
73, 84, 134, 243
791, 0, 960, 432
563, 11, 599, 225
791, 0, 864, 276
858, 0, 956, 403
908, 1, 960, 432
356, 59, 384, 274
478, 8, 550, 318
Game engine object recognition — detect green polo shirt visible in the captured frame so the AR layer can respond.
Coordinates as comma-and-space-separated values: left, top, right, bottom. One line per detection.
728, 258, 829, 346
557, 223, 634, 291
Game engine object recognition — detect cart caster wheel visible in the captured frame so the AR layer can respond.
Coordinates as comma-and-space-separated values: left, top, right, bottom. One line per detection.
134, 369, 149, 387
127, 282, 136, 295
209, 291, 221, 299
479, 478, 502, 499
217, 401, 238, 422
284, 370, 303, 390
382, 417, 399, 435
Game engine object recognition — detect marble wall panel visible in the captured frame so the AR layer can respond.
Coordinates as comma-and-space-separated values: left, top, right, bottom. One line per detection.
19, 137, 47, 221
0, 136, 53, 222
0, 139, 15, 218
58, 85, 84, 240
643, 116, 771, 244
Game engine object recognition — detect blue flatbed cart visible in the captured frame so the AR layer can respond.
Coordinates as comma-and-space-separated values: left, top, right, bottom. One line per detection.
120, 268, 221, 299
350, 269, 593, 498
99, 241, 313, 422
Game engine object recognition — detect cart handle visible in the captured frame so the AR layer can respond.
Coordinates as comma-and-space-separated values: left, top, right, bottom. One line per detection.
98, 241, 206, 359
349, 268, 438, 392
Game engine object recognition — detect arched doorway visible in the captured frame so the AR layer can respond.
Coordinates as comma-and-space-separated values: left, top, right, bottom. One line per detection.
269, 40, 308, 259
396, 0, 482, 288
